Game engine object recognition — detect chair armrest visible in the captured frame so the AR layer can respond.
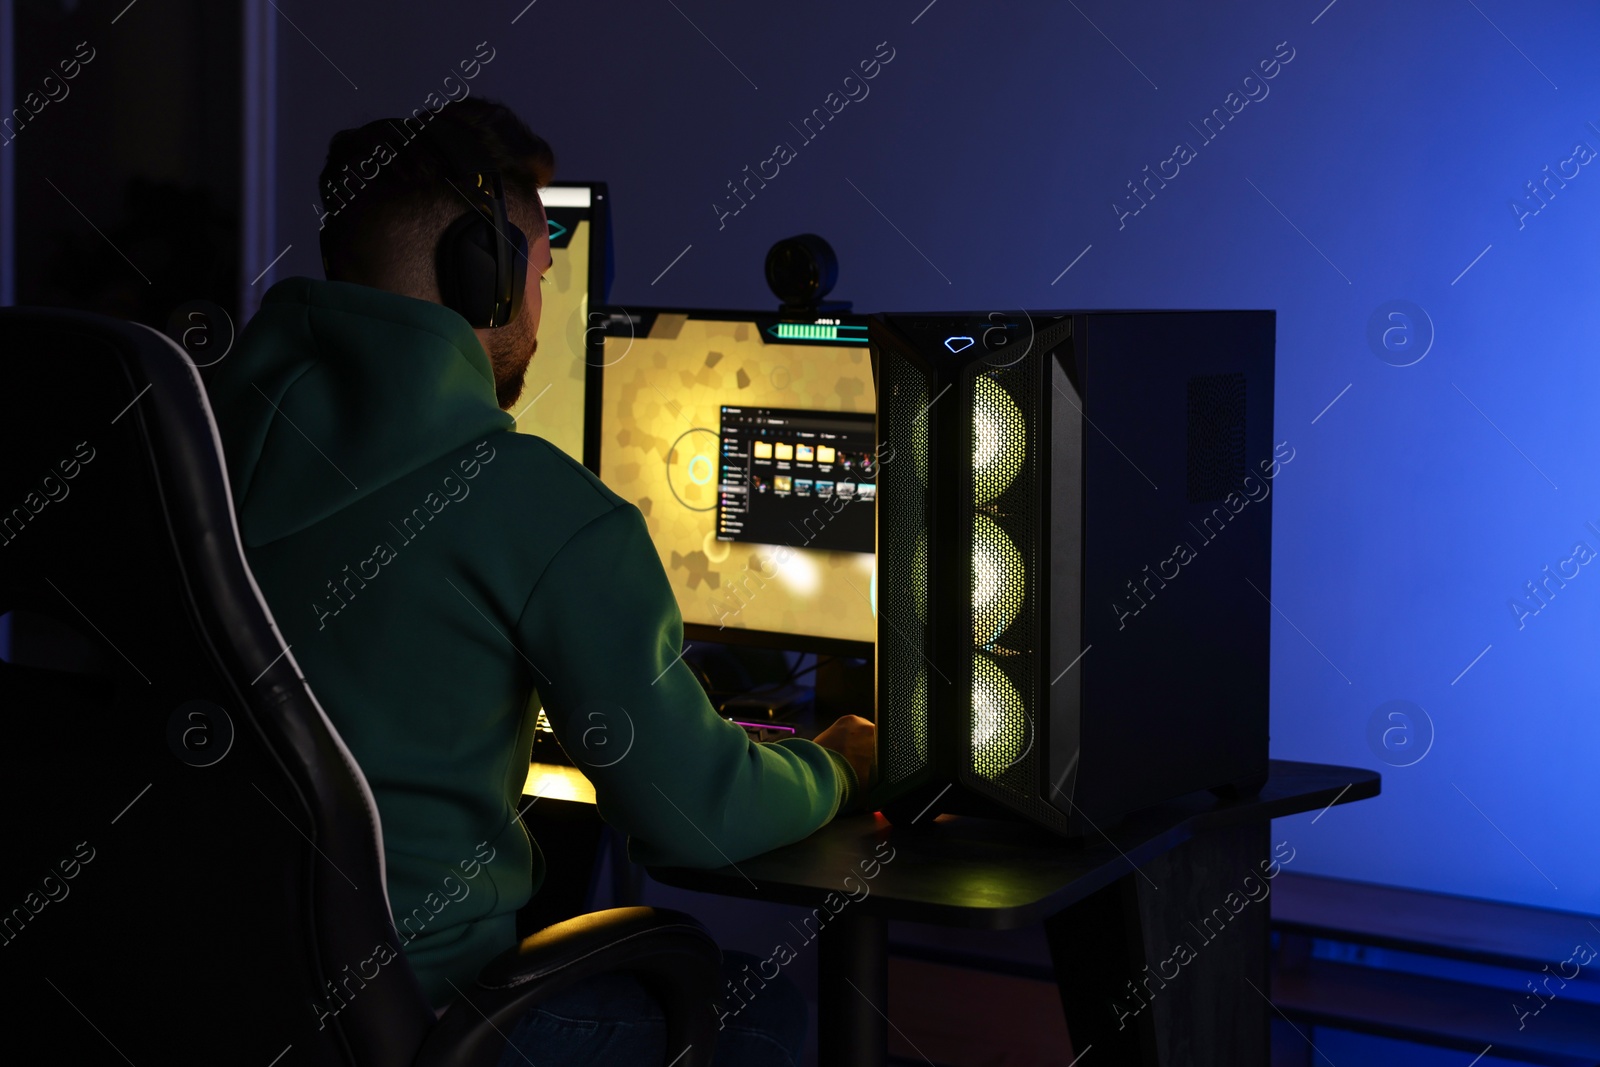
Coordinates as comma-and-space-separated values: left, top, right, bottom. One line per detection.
412, 906, 722, 1067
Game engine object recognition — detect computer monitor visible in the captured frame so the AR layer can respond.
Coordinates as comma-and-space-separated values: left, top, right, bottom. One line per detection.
511, 181, 610, 469
597, 308, 876, 655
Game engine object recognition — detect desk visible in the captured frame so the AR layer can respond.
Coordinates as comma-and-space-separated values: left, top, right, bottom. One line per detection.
649, 759, 1380, 1067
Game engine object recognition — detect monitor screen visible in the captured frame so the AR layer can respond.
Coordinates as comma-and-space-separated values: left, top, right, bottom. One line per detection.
512, 182, 608, 468
598, 309, 877, 651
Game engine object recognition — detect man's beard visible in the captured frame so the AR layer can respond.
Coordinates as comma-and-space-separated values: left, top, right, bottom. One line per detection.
485, 314, 538, 410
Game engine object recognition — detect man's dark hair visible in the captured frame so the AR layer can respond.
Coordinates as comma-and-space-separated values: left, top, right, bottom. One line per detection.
317, 97, 555, 299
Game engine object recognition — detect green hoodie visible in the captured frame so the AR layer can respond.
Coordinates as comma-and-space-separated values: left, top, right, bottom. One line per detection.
206, 278, 857, 1009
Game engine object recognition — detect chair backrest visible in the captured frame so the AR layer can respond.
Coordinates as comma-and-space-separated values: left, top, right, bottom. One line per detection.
0, 308, 435, 1066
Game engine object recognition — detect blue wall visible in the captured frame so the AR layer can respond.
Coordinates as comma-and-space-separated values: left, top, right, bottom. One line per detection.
268, 0, 1600, 914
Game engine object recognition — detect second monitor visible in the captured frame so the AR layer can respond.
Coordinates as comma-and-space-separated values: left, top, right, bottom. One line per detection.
598, 309, 877, 653
512, 181, 609, 469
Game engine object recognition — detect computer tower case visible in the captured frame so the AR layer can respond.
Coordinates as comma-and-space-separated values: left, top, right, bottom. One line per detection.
869, 310, 1276, 836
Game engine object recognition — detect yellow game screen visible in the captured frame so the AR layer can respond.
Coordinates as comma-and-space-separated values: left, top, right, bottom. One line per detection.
511, 186, 594, 462
599, 313, 878, 645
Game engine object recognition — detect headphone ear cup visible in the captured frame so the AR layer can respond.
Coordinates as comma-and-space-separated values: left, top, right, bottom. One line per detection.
504, 220, 529, 324
436, 211, 502, 328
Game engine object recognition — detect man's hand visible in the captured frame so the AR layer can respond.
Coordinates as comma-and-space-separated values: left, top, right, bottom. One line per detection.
813, 714, 876, 792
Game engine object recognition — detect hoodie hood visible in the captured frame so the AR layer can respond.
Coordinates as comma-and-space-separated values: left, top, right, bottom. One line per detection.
207, 277, 513, 546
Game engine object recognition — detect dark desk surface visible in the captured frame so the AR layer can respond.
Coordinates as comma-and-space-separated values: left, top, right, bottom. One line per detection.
649, 760, 1380, 929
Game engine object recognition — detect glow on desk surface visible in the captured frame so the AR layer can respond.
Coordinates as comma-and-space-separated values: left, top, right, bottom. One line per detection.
523, 762, 596, 805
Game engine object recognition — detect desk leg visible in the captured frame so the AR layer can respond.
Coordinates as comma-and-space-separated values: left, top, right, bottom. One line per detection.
1045, 869, 1160, 1064
817, 910, 888, 1067
1044, 821, 1271, 1067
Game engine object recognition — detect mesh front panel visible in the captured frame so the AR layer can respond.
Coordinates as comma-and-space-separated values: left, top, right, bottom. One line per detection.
965, 356, 1045, 808
1186, 372, 1247, 503
879, 349, 932, 786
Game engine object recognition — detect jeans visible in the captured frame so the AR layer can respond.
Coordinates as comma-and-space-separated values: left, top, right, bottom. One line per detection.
495, 950, 807, 1066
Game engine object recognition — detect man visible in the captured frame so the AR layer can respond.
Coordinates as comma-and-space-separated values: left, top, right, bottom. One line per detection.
205, 97, 875, 1065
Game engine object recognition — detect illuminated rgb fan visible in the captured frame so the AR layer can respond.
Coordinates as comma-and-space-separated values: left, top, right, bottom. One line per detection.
973, 373, 1024, 505
971, 652, 1025, 776
972, 514, 1023, 647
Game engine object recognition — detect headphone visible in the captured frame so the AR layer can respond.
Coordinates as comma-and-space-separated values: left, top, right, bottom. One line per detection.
320, 110, 528, 329
424, 114, 528, 329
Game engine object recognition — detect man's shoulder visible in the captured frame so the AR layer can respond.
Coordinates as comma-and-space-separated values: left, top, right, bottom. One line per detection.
474, 430, 628, 525
471, 431, 659, 619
